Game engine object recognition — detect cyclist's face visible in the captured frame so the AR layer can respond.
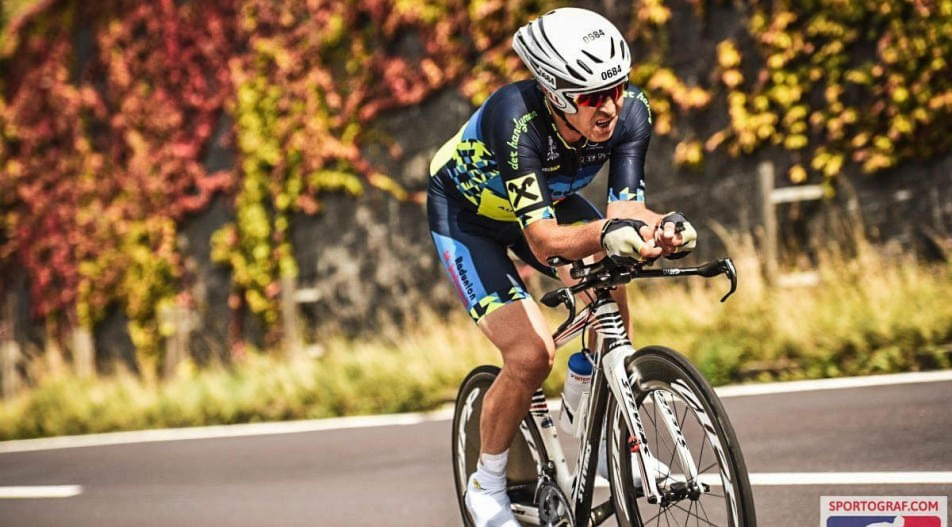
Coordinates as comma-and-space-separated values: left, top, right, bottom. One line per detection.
566, 85, 625, 143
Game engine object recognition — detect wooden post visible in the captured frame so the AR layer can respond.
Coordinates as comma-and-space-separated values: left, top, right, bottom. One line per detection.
71, 326, 95, 378
0, 342, 18, 398
281, 275, 302, 358
1, 291, 20, 398
758, 161, 778, 286
161, 304, 193, 379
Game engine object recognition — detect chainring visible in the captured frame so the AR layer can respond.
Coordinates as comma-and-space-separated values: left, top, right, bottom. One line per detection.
535, 481, 575, 527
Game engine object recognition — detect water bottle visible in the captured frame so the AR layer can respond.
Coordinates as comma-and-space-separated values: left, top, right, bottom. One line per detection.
559, 351, 592, 436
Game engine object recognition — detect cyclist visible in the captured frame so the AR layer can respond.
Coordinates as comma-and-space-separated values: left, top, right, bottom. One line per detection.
427, 7, 697, 526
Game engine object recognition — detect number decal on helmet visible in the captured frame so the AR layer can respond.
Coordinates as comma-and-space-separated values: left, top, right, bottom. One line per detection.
582, 29, 606, 44
601, 65, 623, 81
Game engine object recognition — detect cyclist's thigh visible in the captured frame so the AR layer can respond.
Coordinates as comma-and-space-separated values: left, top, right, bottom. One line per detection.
478, 298, 553, 366
428, 187, 534, 325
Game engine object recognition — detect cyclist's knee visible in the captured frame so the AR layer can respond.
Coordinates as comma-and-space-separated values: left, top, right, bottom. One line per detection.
502, 340, 554, 388
478, 297, 554, 387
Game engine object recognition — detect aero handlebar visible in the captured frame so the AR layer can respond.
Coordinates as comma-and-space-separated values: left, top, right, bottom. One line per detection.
540, 256, 737, 332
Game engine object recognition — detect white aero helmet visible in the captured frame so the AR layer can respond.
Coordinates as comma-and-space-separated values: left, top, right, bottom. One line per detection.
512, 8, 631, 114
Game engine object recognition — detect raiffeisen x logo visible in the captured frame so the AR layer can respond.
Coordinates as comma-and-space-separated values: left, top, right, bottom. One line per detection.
506, 174, 541, 209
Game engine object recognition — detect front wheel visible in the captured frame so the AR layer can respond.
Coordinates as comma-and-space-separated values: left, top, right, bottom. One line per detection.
606, 346, 757, 526
451, 365, 548, 526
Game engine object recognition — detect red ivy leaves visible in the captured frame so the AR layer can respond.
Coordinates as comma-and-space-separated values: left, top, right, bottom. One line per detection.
1, 1, 238, 321
0, 0, 542, 336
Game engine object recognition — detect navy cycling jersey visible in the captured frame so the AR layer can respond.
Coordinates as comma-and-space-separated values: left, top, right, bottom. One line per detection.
428, 79, 652, 229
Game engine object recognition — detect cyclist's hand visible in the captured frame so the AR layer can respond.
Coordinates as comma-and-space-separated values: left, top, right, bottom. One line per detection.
654, 211, 697, 260
600, 218, 662, 263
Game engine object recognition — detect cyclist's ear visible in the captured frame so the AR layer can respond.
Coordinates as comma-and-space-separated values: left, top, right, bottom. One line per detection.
542, 87, 559, 107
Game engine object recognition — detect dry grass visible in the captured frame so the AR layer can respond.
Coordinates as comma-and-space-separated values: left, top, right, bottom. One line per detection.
1, 236, 950, 440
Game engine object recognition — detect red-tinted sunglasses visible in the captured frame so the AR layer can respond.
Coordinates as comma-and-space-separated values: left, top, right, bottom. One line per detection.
573, 81, 627, 108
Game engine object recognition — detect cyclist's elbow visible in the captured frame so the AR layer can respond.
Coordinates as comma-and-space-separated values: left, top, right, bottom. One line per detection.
523, 222, 559, 263
526, 239, 553, 265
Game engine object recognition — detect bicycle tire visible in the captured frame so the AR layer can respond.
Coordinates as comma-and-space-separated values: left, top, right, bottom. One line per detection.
451, 365, 549, 526
606, 346, 756, 527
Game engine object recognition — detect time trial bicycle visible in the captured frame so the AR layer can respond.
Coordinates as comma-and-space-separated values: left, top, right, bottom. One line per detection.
451, 255, 756, 526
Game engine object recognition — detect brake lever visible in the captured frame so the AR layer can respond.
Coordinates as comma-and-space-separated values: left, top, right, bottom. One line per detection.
719, 258, 737, 303
540, 288, 566, 308
540, 287, 577, 335
688, 258, 737, 302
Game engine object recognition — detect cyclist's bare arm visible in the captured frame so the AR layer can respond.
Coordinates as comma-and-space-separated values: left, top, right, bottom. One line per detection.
522, 219, 607, 263
523, 200, 669, 264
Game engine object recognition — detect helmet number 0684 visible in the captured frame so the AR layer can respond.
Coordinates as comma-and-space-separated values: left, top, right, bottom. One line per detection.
601, 65, 623, 81
582, 29, 605, 44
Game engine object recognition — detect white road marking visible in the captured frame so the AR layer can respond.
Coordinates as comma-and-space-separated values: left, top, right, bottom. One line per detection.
744, 472, 952, 485
713, 369, 952, 398
0, 370, 948, 454
593, 472, 952, 488
0, 411, 453, 454
0, 485, 83, 498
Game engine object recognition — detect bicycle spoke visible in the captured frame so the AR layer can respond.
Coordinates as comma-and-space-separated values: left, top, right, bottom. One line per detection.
654, 390, 677, 478
647, 392, 679, 481
696, 426, 708, 474
682, 501, 692, 527
698, 461, 718, 474
697, 496, 714, 526
671, 502, 720, 527
643, 507, 666, 525
661, 396, 679, 478
645, 398, 659, 428
678, 400, 690, 431
653, 394, 661, 466
664, 414, 678, 478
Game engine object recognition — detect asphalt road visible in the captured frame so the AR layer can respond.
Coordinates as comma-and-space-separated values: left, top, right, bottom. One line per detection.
0, 376, 950, 527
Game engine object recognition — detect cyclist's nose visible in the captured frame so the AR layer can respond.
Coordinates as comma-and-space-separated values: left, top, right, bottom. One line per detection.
598, 96, 618, 115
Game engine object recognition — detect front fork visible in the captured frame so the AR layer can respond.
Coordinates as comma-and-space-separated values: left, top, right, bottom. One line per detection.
592, 301, 701, 505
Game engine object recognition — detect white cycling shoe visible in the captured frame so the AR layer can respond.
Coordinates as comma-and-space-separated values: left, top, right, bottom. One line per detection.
464, 473, 520, 527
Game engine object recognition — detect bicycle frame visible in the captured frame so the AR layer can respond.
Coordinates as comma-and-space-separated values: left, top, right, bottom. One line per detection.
511, 289, 702, 526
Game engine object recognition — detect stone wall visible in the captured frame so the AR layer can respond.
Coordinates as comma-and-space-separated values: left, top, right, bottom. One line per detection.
6, 2, 952, 367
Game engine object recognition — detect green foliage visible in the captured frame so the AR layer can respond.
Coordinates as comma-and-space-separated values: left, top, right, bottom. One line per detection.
639, 0, 952, 180
1, 0, 951, 370
1, 1, 237, 364
211, 0, 559, 327
0, 0, 556, 361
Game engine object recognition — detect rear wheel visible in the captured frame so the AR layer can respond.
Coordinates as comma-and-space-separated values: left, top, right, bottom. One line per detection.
451, 365, 548, 526
606, 346, 756, 527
